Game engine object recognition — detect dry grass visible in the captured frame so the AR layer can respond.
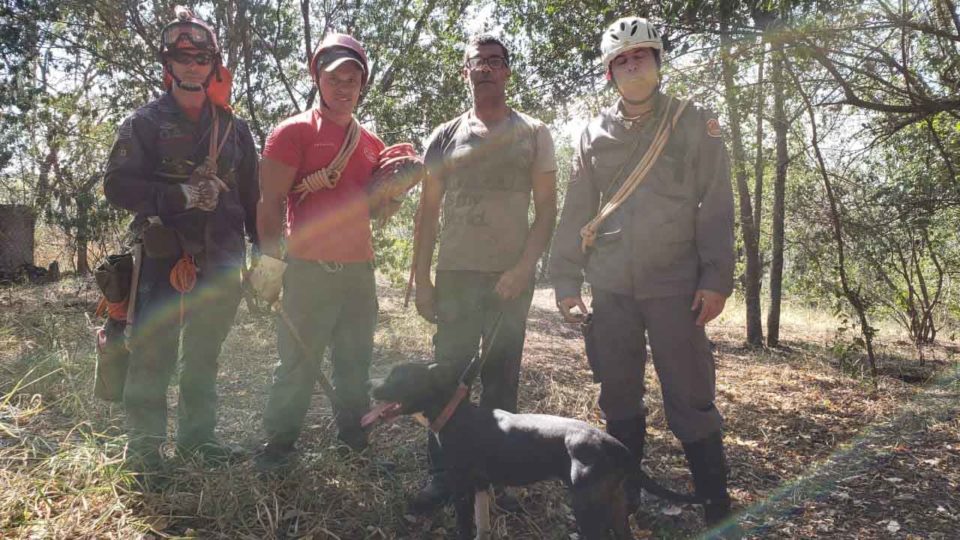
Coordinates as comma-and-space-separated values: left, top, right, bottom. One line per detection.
1, 278, 958, 539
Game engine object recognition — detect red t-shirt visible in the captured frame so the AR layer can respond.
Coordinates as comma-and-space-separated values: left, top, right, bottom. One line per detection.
263, 108, 384, 262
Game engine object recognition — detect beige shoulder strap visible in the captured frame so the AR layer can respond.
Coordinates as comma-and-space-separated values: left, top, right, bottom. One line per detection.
579, 97, 688, 252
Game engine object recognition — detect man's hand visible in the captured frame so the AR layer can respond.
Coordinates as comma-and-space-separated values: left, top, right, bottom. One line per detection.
495, 264, 534, 300
691, 289, 727, 326
415, 281, 438, 323
248, 254, 286, 305
557, 295, 588, 323
188, 166, 230, 212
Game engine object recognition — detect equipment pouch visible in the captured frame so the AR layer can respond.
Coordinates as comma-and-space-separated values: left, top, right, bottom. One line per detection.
142, 222, 182, 259
94, 253, 133, 303
94, 317, 129, 402
580, 313, 601, 383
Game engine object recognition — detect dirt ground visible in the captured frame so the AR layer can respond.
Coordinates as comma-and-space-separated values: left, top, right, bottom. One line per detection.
1, 276, 958, 539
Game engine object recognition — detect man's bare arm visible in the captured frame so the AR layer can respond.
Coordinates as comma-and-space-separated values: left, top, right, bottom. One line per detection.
495, 169, 558, 299
257, 157, 297, 259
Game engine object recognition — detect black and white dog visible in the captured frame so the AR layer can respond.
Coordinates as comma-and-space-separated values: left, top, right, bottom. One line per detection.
362, 362, 701, 540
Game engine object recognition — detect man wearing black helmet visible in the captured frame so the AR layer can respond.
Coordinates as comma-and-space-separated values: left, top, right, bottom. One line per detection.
550, 16, 738, 533
103, 6, 259, 475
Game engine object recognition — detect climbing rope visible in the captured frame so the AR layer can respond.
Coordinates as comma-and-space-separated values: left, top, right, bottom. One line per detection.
580, 97, 688, 253
291, 117, 361, 204
95, 297, 128, 321
170, 253, 197, 326
194, 101, 235, 192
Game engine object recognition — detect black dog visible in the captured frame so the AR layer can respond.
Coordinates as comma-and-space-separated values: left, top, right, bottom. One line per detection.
363, 362, 701, 540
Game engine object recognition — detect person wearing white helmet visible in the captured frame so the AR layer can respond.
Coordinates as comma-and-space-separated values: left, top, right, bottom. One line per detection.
550, 16, 739, 533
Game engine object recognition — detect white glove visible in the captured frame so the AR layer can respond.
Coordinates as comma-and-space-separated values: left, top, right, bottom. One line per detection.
180, 184, 202, 210
184, 165, 229, 212
248, 255, 287, 304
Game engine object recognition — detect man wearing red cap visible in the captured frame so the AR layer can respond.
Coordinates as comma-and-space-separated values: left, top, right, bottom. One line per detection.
103, 6, 259, 476
251, 33, 386, 469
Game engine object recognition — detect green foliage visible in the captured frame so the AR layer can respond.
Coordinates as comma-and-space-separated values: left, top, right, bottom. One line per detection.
1, 0, 959, 341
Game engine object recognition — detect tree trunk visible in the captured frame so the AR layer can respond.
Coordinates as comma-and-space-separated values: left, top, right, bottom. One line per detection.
786, 59, 878, 380
767, 49, 789, 347
720, 25, 764, 347
236, 0, 266, 147
75, 194, 91, 275
753, 43, 765, 250
302, 0, 315, 109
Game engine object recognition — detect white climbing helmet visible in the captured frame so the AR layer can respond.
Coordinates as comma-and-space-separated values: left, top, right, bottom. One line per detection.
601, 17, 662, 72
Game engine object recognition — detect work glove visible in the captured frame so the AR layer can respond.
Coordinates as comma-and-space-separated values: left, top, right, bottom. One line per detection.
368, 144, 424, 220
185, 161, 231, 212
179, 183, 204, 211
247, 254, 286, 305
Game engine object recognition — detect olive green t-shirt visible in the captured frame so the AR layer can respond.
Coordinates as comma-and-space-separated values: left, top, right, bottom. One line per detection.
424, 109, 556, 272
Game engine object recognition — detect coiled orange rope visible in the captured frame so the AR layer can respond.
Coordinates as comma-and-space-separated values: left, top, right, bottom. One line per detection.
95, 297, 129, 321
291, 117, 361, 204
170, 253, 198, 325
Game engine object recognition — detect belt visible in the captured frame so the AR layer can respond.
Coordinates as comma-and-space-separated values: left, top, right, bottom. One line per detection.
289, 258, 374, 273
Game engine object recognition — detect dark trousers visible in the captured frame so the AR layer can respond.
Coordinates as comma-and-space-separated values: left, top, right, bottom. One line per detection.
124, 256, 241, 454
262, 259, 377, 447
586, 289, 723, 443
426, 270, 534, 475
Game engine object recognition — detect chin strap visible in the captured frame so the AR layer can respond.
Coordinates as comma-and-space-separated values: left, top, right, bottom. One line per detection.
164, 58, 221, 92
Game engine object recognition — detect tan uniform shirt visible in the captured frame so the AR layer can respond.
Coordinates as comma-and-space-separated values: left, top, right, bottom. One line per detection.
550, 94, 735, 300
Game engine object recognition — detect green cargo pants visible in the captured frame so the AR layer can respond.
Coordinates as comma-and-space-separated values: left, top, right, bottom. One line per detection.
124, 256, 241, 459
262, 259, 377, 449
586, 289, 723, 443
426, 270, 535, 475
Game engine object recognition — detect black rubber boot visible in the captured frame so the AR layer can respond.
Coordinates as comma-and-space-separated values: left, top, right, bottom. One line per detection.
408, 475, 451, 515
254, 440, 296, 472
176, 439, 246, 466
607, 416, 646, 512
682, 432, 741, 538
607, 416, 647, 460
408, 433, 451, 515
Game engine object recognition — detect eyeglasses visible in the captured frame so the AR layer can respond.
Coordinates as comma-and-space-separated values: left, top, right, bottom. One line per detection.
168, 51, 214, 66
162, 22, 213, 49
465, 56, 507, 70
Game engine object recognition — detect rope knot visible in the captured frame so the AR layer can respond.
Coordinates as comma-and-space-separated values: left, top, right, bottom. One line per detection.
579, 225, 598, 253
291, 118, 361, 204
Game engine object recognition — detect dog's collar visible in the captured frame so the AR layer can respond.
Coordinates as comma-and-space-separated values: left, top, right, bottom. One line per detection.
430, 383, 469, 433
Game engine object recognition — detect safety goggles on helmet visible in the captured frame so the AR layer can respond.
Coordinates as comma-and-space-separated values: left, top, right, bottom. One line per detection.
161, 21, 216, 52
167, 50, 215, 66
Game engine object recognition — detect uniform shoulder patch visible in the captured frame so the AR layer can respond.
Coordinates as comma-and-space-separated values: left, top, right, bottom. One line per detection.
706, 118, 722, 138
